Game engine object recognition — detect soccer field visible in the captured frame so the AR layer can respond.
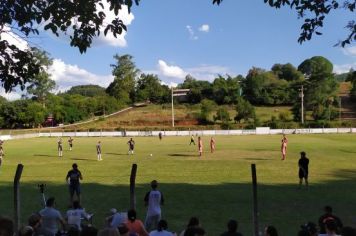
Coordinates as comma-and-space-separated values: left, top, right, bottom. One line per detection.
1, 134, 356, 235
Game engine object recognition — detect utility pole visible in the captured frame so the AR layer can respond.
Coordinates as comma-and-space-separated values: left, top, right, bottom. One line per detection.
171, 88, 174, 127
339, 96, 342, 122
300, 85, 304, 124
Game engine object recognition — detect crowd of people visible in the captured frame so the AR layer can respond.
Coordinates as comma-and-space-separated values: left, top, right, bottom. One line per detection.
1, 203, 355, 236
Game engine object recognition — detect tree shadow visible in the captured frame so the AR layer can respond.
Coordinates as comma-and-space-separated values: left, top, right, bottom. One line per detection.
104, 153, 128, 156
1, 168, 356, 235
70, 158, 97, 162
168, 154, 196, 157
33, 154, 57, 158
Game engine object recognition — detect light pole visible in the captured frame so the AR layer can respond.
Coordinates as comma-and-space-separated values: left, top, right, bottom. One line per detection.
300, 84, 304, 124
171, 88, 190, 127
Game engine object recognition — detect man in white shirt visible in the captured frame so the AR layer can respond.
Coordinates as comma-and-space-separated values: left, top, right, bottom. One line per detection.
39, 197, 66, 236
144, 180, 164, 232
66, 201, 92, 231
149, 220, 175, 236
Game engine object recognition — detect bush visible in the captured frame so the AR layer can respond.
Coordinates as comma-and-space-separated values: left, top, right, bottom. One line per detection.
220, 122, 233, 130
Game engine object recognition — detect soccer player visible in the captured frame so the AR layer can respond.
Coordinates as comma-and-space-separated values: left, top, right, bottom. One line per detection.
189, 135, 195, 145
144, 180, 164, 232
298, 151, 309, 189
96, 141, 102, 161
68, 137, 74, 151
281, 134, 288, 160
210, 137, 215, 153
158, 132, 162, 141
66, 163, 83, 205
127, 138, 135, 155
198, 137, 203, 157
58, 138, 63, 157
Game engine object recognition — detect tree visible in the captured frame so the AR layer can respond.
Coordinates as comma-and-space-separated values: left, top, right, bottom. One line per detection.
136, 74, 170, 103
26, 48, 56, 107
296, 56, 339, 120
106, 54, 139, 104
66, 85, 107, 97
214, 107, 230, 123
179, 75, 212, 103
234, 97, 255, 123
271, 63, 303, 81
200, 99, 216, 123
346, 70, 356, 101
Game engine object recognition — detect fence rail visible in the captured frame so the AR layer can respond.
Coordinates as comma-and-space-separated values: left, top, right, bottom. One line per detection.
0, 127, 355, 140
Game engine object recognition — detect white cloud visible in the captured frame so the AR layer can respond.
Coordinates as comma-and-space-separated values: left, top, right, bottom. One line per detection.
186, 25, 198, 40
48, 59, 114, 91
92, 3, 134, 47
333, 63, 356, 74
158, 60, 187, 79
198, 24, 210, 32
0, 26, 29, 50
186, 65, 231, 81
342, 46, 356, 57
0, 88, 23, 101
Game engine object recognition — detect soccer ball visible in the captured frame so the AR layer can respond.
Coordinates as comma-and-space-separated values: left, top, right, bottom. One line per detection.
150, 154, 153, 157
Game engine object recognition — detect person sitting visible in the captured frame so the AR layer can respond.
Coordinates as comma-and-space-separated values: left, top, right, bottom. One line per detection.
28, 212, 52, 236
97, 228, 120, 236
264, 225, 278, 236
80, 225, 98, 236
66, 201, 92, 231
298, 222, 318, 236
319, 219, 341, 236
183, 227, 206, 236
0, 216, 14, 236
149, 219, 175, 236
318, 206, 343, 234
220, 219, 243, 236
125, 209, 149, 236
179, 217, 199, 236
106, 208, 127, 229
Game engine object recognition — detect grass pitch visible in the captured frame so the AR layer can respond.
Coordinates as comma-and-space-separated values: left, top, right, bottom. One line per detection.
1, 134, 356, 235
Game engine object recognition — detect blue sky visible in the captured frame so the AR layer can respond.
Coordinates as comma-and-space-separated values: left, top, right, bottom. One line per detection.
3, 0, 356, 98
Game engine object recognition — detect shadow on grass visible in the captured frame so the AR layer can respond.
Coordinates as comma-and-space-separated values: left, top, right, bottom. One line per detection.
339, 149, 356, 154
104, 153, 128, 156
168, 153, 196, 157
1, 168, 356, 235
241, 158, 273, 161
70, 158, 97, 162
33, 154, 57, 158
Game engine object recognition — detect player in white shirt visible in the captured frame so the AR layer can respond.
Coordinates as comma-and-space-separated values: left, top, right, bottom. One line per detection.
149, 220, 175, 236
144, 180, 164, 232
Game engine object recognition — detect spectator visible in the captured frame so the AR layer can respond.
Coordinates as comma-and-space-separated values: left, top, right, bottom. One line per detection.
144, 180, 164, 232
299, 222, 318, 236
318, 206, 343, 234
0, 216, 14, 236
118, 224, 129, 236
18, 226, 34, 236
67, 226, 80, 236
80, 225, 98, 236
264, 226, 278, 236
184, 227, 206, 236
179, 217, 200, 236
97, 228, 120, 236
65, 163, 83, 205
319, 219, 340, 236
66, 201, 92, 231
28, 212, 52, 236
149, 220, 175, 236
106, 208, 127, 229
220, 219, 243, 236
39, 197, 66, 236
125, 209, 149, 236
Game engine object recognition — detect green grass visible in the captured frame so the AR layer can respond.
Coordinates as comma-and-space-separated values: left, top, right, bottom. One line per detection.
1, 134, 356, 235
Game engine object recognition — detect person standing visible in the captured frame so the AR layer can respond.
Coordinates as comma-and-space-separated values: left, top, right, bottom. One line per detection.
96, 141, 102, 161
39, 197, 66, 236
281, 134, 288, 160
189, 135, 195, 145
66, 163, 83, 204
68, 137, 74, 151
127, 138, 135, 155
0, 144, 4, 167
158, 132, 163, 141
298, 151, 309, 189
210, 137, 215, 153
58, 138, 63, 157
144, 180, 164, 232
198, 137, 203, 157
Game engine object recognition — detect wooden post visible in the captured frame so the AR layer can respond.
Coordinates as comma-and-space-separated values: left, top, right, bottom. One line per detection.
14, 164, 24, 231
129, 164, 138, 210
251, 164, 259, 236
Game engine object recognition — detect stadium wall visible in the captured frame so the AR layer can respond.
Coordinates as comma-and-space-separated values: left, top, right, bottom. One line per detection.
1, 127, 356, 140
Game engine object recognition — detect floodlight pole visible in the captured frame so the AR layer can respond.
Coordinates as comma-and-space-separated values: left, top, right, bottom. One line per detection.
171, 87, 175, 127
301, 84, 304, 124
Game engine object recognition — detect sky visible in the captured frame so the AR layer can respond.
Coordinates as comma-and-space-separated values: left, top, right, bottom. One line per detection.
2, 0, 356, 99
